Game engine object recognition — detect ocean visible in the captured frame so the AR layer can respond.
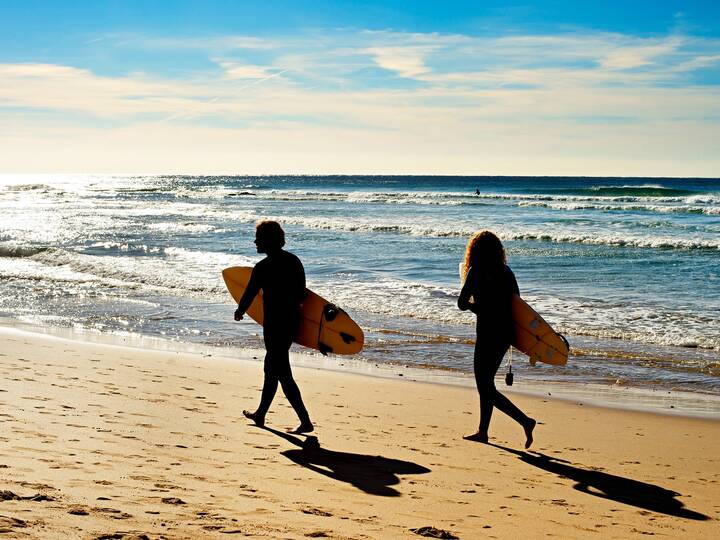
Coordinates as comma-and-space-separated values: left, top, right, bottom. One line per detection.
1, 175, 718, 416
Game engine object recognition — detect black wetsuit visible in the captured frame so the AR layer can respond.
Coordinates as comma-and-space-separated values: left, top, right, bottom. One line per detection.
237, 249, 310, 423
459, 264, 529, 433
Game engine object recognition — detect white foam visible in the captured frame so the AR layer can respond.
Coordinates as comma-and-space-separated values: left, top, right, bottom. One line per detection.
148, 222, 217, 233
24, 248, 230, 299
0, 243, 48, 258
244, 212, 720, 250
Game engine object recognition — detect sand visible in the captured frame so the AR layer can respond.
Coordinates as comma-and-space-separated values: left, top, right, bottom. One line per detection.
0, 327, 718, 539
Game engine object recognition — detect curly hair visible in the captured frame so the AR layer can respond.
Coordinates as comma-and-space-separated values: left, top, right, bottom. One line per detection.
461, 230, 506, 282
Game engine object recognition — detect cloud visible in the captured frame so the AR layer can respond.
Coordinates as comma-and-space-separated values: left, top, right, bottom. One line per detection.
365, 46, 433, 77
121, 34, 277, 51
2, 29, 719, 174
217, 61, 278, 80
600, 37, 683, 70
672, 54, 720, 72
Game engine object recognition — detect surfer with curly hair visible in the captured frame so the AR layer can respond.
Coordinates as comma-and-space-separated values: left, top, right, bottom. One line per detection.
458, 231, 536, 448
234, 220, 313, 434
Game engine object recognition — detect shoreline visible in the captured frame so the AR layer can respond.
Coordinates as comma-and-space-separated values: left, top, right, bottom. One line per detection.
0, 324, 718, 538
3, 321, 719, 420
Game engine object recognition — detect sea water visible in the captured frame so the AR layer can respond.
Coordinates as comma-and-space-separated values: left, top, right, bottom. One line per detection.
1, 175, 718, 415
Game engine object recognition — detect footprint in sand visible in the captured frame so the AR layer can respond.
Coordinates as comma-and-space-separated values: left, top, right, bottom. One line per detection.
0, 516, 29, 533
301, 507, 332, 517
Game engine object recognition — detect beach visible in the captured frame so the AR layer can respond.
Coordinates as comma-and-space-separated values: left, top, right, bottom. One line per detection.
1, 327, 717, 539
1, 175, 718, 416
4, 0, 720, 536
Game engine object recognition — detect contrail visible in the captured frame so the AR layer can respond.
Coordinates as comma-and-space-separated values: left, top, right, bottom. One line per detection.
161, 68, 289, 123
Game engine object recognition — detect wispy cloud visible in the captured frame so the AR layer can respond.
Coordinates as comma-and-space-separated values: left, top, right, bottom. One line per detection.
600, 37, 683, 70
365, 46, 433, 77
217, 61, 281, 80
121, 34, 277, 51
2, 28, 719, 174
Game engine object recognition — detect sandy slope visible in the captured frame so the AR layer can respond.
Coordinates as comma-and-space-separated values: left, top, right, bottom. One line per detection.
0, 327, 718, 539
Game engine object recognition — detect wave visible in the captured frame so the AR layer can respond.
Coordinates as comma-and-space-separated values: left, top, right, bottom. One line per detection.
253, 214, 720, 250
0, 243, 49, 258
214, 188, 720, 214
320, 276, 720, 351
4, 243, 718, 353
2, 183, 51, 192
22, 247, 232, 298
148, 222, 217, 233
517, 201, 720, 215
579, 185, 699, 197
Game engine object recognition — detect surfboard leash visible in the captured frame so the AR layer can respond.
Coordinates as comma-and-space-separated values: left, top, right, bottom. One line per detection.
505, 346, 514, 386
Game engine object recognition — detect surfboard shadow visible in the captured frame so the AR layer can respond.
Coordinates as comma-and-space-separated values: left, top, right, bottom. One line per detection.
489, 443, 709, 520
259, 426, 431, 496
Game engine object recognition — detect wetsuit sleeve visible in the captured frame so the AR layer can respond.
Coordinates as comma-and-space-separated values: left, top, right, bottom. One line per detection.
508, 267, 520, 296
458, 266, 477, 312
236, 265, 262, 316
298, 263, 307, 304
295, 258, 307, 305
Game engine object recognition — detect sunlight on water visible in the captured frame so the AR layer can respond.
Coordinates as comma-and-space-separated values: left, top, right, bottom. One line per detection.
1, 174, 718, 414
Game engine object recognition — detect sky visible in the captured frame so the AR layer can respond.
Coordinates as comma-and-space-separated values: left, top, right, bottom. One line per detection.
1, 0, 719, 176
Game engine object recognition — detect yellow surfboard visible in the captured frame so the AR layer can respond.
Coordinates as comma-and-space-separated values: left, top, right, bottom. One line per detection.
222, 266, 364, 356
459, 264, 568, 365
511, 294, 569, 366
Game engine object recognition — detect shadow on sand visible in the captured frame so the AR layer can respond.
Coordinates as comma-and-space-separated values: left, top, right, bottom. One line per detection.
260, 426, 431, 496
487, 443, 708, 520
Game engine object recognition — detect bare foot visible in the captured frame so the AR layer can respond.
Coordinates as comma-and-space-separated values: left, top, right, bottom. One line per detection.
524, 418, 536, 449
463, 431, 488, 443
243, 410, 265, 427
289, 421, 314, 434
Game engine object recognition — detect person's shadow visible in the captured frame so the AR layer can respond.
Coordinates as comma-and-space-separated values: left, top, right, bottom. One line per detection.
488, 443, 708, 520
260, 426, 431, 496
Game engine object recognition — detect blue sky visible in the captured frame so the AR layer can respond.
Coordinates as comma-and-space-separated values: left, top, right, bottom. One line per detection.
1, 1, 719, 175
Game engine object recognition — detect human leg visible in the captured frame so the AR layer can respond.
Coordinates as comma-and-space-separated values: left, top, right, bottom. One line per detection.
262, 321, 312, 430
472, 341, 536, 446
278, 372, 312, 428
473, 341, 505, 435
243, 350, 280, 426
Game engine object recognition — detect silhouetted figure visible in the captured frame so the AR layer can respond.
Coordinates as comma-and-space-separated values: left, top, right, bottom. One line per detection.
458, 231, 535, 447
475, 188, 480, 195
234, 220, 313, 433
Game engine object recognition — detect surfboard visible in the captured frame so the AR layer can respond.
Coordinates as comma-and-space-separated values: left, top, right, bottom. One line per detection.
459, 264, 568, 365
511, 294, 569, 366
222, 266, 364, 356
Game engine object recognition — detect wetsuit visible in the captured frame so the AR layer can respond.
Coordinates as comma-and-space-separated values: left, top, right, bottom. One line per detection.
237, 249, 310, 424
459, 264, 530, 434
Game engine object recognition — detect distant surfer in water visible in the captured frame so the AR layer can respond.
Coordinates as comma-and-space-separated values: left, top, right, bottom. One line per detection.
458, 231, 536, 448
234, 220, 314, 433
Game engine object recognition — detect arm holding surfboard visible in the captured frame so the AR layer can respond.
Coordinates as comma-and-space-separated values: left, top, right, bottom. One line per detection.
234, 266, 261, 321
459, 265, 521, 317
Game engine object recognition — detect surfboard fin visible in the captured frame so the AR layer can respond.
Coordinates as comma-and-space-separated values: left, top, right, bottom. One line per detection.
318, 341, 333, 356
339, 332, 356, 344
323, 304, 340, 322
559, 334, 570, 352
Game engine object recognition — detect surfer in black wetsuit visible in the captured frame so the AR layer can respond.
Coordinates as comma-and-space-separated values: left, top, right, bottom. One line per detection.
234, 220, 313, 433
458, 231, 536, 448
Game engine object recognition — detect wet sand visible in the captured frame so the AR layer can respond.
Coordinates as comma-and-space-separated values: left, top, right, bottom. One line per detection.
0, 327, 718, 539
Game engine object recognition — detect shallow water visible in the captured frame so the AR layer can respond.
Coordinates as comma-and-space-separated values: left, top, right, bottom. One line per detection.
0, 175, 718, 413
